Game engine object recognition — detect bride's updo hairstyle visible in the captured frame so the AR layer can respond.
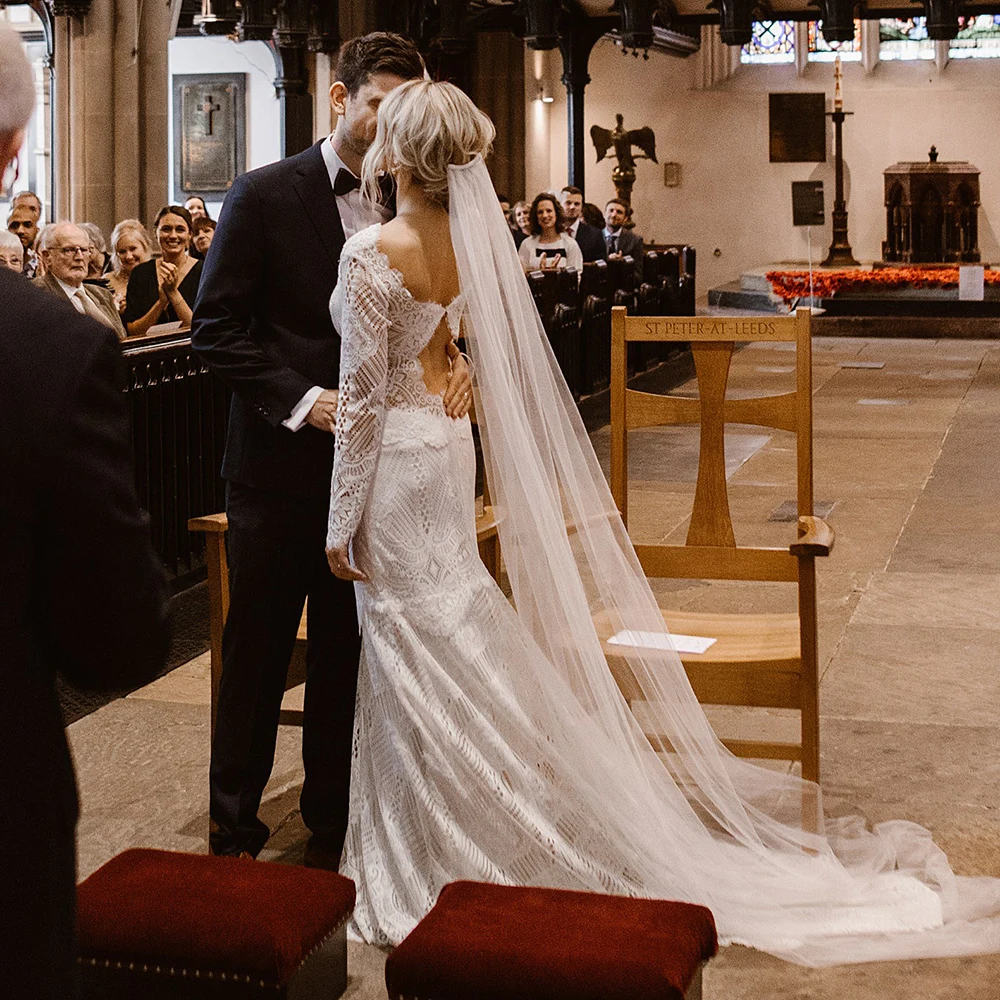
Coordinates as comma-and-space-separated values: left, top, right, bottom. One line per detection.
361, 79, 495, 210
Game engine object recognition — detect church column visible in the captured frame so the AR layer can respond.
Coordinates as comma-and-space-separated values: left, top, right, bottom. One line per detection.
51, 0, 170, 233
271, 0, 313, 158
557, 10, 604, 193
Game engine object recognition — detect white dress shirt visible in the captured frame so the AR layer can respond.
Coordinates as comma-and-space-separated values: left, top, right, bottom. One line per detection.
567, 218, 581, 240
56, 275, 87, 311
282, 135, 391, 433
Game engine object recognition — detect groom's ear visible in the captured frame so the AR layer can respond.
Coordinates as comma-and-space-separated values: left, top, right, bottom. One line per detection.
329, 80, 349, 119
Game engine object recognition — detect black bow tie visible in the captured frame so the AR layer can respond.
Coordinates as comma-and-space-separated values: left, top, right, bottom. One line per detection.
333, 167, 395, 207
333, 167, 361, 197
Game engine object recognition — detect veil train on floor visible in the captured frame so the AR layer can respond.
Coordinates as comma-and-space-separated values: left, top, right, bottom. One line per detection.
447, 155, 1000, 966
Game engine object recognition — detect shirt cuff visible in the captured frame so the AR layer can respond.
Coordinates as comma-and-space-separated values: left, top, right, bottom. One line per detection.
282, 385, 324, 432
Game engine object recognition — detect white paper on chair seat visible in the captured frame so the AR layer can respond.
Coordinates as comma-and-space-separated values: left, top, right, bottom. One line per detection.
607, 630, 717, 654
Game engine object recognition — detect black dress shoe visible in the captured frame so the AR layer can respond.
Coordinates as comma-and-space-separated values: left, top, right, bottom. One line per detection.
303, 840, 342, 872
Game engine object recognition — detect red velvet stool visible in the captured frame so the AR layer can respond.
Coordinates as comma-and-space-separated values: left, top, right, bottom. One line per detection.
385, 881, 718, 1000
76, 848, 355, 999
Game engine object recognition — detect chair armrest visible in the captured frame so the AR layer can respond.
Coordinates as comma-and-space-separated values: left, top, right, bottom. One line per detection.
789, 515, 834, 557
188, 512, 229, 534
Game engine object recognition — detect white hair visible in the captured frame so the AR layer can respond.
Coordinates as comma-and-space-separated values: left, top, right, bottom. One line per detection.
361, 79, 495, 210
0, 228, 23, 258
0, 27, 35, 137
78, 221, 107, 253
37, 221, 86, 252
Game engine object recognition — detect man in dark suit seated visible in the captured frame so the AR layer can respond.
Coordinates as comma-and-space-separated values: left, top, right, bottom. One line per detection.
193, 32, 472, 870
560, 185, 607, 263
603, 197, 644, 277
1, 29, 170, 998
34, 221, 126, 338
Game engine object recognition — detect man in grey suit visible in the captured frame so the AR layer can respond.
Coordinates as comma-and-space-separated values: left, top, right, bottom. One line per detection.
34, 222, 126, 339
603, 198, 644, 259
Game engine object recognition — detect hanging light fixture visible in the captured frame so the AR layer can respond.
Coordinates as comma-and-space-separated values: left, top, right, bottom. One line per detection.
194, 0, 238, 36
708, 0, 754, 46
924, 0, 962, 40
522, 0, 560, 51
811, 0, 857, 44
615, 0, 657, 51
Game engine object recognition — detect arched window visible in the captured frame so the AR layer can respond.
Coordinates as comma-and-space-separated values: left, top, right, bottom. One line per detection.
949, 15, 1000, 59
807, 20, 862, 62
879, 18, 934, 61
740, 21, 796, 65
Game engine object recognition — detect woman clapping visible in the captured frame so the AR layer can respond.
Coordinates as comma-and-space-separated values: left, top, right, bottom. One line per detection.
124, 206, 203, 337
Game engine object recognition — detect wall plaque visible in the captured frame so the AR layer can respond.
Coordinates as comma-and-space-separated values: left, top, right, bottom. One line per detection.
173, 74, 247, 200
769, 93, 826, 164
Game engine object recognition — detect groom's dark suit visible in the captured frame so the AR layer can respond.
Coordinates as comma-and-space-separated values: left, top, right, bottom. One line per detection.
192, 140, 362, 858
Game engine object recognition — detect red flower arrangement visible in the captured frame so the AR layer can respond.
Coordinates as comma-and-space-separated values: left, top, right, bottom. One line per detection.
766, 267, 1000, 303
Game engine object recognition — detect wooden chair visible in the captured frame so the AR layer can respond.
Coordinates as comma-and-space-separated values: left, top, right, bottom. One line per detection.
189, 503, 502, 739
602, 307, 833, 782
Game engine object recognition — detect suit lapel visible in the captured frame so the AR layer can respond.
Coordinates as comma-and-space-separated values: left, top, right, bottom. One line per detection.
292, 141, 345, 269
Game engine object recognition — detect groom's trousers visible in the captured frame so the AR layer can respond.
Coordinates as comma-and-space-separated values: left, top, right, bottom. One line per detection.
209, 481, 361, 858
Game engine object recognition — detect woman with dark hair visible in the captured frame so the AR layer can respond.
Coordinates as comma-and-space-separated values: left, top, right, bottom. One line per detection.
124, 205, 202, 336
517, 191, 583, 273
184, 196, 211, 222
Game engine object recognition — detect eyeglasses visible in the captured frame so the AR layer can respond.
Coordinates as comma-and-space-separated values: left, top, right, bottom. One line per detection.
50, 245, 91, 258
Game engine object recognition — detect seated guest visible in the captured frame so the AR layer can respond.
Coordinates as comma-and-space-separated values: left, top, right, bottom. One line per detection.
518, 192, 583, 274
12, 188, 42, 223
497, 193, 513, 228
106, 219, 152, 314
512, 199, 531, 247
0, 229, 24, 272
604, 198, 643, 274
560, 185, 607, 263
33, 222, 126, 339
184, 195, 210, 222
191, 216, 216, 259
124, 205, 202, 337
78, 221, 109, 280
582, 201, 605, 230
7, 204, 37, 277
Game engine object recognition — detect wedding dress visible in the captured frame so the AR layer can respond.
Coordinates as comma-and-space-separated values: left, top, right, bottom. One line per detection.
327, 162, 1000, 965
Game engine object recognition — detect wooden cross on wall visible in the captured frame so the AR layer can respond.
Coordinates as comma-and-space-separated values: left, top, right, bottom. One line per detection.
199, 94, 222, 136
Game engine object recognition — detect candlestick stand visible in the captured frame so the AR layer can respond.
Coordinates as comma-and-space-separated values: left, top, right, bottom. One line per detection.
823, 108, 859, 267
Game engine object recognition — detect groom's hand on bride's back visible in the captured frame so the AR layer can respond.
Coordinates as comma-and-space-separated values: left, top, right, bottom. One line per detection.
305, 389, 340, 433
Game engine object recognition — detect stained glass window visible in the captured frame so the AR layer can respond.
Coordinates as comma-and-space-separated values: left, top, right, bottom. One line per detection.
807, 20, 862, 62
740, 21, 796, 65
879, 18, 934, 61
949, 15, 1000, 59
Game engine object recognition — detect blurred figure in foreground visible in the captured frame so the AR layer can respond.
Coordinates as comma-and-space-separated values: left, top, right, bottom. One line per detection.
0, 27, 170, 999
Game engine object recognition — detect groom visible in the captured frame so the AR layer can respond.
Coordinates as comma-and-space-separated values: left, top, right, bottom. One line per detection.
192, 33, 463, 866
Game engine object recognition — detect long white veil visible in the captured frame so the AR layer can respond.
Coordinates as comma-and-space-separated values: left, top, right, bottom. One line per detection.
448, 155, 1000, 966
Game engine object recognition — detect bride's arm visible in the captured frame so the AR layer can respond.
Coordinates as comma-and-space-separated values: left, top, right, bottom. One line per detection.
326, 250, 390, 580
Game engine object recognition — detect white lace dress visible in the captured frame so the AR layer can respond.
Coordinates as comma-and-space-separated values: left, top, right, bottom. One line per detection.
327, 224, 956, 958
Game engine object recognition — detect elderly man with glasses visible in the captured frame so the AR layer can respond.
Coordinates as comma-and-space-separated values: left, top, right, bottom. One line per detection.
33, 222, 125, 338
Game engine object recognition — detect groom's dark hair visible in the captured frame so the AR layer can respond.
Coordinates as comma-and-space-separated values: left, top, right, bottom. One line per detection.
335, 32, 425, 96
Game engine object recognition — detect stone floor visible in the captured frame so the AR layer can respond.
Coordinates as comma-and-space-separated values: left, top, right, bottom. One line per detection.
70, 335, 1000, 998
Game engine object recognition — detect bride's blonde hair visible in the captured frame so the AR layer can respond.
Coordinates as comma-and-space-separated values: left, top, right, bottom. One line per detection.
361, 78, 495, 210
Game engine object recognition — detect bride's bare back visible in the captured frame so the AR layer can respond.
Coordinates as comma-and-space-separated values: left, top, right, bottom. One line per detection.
378, 210, 460, 397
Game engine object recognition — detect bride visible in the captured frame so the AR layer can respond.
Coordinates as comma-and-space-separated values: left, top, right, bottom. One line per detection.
325, 79, 1000, 965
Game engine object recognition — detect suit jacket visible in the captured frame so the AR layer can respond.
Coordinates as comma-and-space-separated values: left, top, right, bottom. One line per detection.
0, 265, 168, 862
572, 221, 608, 263
192, 140, 350, 500
606, 227, 644, 261
34, 270, 126, 340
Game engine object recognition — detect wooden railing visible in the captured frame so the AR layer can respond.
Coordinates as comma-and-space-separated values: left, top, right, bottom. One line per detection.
122, 246, 695, 580
123, 329, 229, 585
